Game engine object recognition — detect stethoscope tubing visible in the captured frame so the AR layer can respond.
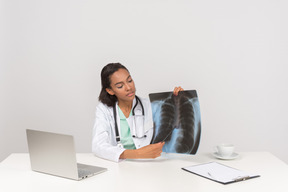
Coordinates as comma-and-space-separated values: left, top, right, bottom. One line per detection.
113, 96, 145, 145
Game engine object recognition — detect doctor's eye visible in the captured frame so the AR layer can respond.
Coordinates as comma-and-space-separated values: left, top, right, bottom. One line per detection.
127, 78, 133, 83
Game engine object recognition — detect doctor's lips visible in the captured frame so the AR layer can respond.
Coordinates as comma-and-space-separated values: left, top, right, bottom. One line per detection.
126, 92, 135, 97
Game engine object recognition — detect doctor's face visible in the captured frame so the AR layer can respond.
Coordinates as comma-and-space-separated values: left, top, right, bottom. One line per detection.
106, 68, 136, 104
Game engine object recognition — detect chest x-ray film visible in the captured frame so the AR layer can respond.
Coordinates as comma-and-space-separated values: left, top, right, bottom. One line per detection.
149, 90, 201, 154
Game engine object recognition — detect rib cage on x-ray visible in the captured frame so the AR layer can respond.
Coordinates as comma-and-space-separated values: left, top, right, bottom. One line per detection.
150, 90, 201, 154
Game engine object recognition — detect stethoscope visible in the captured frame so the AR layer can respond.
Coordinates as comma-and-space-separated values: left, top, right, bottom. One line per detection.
113, 95, 146, 147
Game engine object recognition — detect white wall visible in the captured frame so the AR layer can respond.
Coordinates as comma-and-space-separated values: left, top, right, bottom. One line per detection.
1, 0, 288, 163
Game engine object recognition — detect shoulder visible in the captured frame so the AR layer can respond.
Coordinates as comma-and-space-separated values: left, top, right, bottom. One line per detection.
137, 96, 152, 115
96, 102, 113, 115
96, 102, 107, 110
138, 96, 151, 105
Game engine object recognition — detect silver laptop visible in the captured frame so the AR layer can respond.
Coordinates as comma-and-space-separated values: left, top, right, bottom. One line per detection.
26, 129, 107, 180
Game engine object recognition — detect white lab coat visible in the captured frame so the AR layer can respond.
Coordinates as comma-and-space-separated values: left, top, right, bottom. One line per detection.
92, 97, 154, 162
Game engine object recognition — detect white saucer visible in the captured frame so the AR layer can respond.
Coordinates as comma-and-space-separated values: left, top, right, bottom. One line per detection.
213, 152, 239, 160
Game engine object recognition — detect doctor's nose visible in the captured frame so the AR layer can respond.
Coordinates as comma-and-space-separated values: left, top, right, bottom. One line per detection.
125, 84, 132, 91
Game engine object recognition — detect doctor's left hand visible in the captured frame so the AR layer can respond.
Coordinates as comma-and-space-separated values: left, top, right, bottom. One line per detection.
119, 142, 165, 159
173, 86, 184, 96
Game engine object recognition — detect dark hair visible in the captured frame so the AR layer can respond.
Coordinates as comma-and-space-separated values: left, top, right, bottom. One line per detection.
99, 63, 129, 107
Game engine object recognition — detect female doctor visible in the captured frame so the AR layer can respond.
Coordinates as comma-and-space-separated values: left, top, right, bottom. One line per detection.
92, 63, 183, 162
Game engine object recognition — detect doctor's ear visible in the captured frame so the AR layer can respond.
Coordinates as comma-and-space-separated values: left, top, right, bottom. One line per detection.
106, 88, 115, 96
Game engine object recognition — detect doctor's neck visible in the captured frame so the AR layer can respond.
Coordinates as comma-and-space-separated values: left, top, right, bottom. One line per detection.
117, 100, 133, 116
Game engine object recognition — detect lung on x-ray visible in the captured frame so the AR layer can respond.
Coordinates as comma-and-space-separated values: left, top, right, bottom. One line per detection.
149, 90, 201, 154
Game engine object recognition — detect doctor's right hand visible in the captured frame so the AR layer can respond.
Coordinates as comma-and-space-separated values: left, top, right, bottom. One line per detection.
119, 142, 165, 159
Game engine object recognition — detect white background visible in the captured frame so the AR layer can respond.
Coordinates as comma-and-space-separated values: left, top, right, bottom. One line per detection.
1, 0, 288, 163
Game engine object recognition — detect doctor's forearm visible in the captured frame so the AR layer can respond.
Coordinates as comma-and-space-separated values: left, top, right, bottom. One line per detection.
119, 142, 164, 159
119, 149, 161, 159
119, 149, 138, 159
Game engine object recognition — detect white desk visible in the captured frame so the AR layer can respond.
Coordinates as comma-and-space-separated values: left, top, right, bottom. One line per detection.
0, 152, 287, 192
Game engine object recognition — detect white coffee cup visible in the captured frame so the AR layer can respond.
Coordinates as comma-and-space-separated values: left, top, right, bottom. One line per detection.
216, 144, 235, 157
